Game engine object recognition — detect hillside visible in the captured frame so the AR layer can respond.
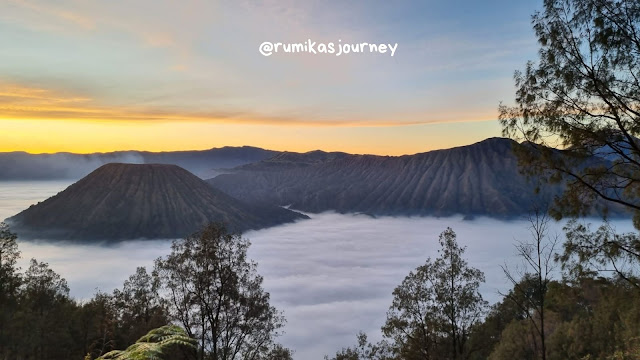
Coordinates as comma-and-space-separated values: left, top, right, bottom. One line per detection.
208, 138, 561, 217
6, 163, 307, 241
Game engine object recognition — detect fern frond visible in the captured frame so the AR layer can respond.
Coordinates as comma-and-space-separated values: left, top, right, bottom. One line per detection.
96, 325, 195, 360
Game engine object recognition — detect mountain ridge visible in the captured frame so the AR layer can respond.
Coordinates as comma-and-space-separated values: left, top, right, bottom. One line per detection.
6, 163, 307, 241
0, 146, 278, 180
207, 137, 562, 217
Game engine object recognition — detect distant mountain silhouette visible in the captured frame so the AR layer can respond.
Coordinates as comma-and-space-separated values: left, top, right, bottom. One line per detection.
0, 146, 276, 180
6, 163, 307, 241
208, 138, 562, 217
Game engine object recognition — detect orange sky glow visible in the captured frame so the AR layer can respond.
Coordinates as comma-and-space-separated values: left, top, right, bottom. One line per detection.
0, 0, 538, 155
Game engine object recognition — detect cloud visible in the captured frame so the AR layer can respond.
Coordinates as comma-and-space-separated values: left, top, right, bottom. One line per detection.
0, 83, 498, 127
141, 32, 175, 48
0, 0, 521, 126
7, 0, 96, 30
11, 209, 633, 360
243, 213, 633, 358
0, 0, 541, 152
17, 240, 173, 298
0, 84, 90, 105
0, 151, 146, 181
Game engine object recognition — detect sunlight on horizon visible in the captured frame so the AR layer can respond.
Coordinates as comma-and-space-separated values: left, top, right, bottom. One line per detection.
0, 118, 503, 155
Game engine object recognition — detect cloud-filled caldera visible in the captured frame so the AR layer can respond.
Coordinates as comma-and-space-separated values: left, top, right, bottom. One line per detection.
13, 212, 635, 359
3, 181, 634, 359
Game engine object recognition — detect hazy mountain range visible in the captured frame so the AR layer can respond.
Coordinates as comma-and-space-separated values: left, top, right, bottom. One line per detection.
0, 146, 276, 180
3, 137, 575, 240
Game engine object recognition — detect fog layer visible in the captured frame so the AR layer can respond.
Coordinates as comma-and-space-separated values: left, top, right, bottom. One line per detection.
1, 182, 634, 359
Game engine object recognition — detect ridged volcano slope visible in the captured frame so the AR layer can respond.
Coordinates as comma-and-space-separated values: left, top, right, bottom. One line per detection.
7, 163, 306, 241
208, 138, 562, 217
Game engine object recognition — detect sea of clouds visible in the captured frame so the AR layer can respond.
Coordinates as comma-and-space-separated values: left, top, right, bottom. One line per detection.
1, 181, 634, 359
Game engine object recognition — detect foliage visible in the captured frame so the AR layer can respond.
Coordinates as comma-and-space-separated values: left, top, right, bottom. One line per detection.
560, 219, 640, 289
499, 0, 640, 224
334, 228, 487, 360
0, 222, 289, 360
0, 223, 172, 359
0, 222, 19, 279
465, 298, 528, 360
113, 267, 168, 346
96, 325, 196, 360
489, 277, 640, 360
264, 343, 295, 360
19, 259, 75, 360
76, 291, 119, 358
495, 1, 640, 357
2, 210, 639, 360
324, 332, 392, 360
431, 228, 488, 359
330, 220, 640, 360
501, 210, 559, 360
154, 222, 287, 360
0, 222, 21, 359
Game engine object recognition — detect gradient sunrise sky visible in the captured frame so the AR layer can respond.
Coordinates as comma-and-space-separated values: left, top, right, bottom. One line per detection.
0, 0, 541, 155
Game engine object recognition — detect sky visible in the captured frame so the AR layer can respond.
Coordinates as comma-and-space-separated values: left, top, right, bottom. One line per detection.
0, 0, 542, 155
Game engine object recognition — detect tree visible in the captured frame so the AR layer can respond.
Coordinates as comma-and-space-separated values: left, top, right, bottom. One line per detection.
434, 228, 488, 359
0, 222, 21, 359
560, 219, 639, 289
501, 210, 559, 360
325, 332, 392, 360
487, 276, 640, 359
0, 223, 19, 284
499, 0, 640, 290
500, 0, 640, 222
383, 259, 441, 360
19, 259, 75, 360
382, 228, 487, 360
113, 267, 168, 346
264, 344, 295, 360
488, 319, 539, 360
465, 295, 530, 360
154, 223, 287, 360
74, 291, 119, 359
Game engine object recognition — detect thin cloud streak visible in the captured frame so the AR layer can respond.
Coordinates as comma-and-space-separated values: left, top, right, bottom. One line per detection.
7, 0, 96, 30
0, 83, 499, 127
0, 0, 541, 152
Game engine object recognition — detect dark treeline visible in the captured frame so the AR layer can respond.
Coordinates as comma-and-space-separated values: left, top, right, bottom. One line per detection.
0, 222, 292, 360
0, 220, 166, 359
325, 215, 640, 360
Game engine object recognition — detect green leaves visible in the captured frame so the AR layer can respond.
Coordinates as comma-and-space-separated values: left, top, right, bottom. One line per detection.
500, 0, 640, 223
382, 228, 487, 359
96, 325, 196, 360
154, 222, 287, 360
560, 219, 640, 288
